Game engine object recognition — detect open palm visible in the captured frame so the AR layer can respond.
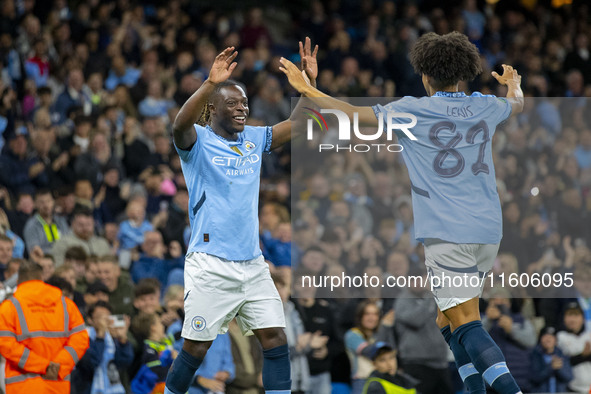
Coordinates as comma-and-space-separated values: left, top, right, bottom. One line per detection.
299, 36, 319, 81
209, 47, 238, 84
279, 57, 310, 93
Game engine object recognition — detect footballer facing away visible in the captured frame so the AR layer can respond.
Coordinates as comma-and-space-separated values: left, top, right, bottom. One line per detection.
164, 39, 318, 394
280, 32, 524, 394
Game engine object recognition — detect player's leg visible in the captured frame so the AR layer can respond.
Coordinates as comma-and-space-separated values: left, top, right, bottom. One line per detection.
436, 307, 485, 394
428, 241, 521, 394
164, 339, 212, 394
165, 252, 243, 394
443, 299, 521, 394
237, 256, 291, 393
253, 327, 292, 394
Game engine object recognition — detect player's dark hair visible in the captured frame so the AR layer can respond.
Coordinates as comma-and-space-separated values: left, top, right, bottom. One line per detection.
198, 80, 245, 126
409, 32, 482, 90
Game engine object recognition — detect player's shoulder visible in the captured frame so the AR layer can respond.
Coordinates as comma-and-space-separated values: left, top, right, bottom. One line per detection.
242, 124, 272, 145
382, 96, 418, 110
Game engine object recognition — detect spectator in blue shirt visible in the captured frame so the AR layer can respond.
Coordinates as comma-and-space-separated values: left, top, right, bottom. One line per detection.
53, 68, 90, 124
24, 38, 50, 87
71, 300, 134, 394
574, 129, 591, 170
117, 199, 153, 250
138, 80, 175, 119
104, 55, 141, 91
130, 231, 183, 286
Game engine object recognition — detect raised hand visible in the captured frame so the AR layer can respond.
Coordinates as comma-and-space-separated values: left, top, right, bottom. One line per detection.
299, 36, 319, 82
279, 57, 312, 94
209, 47, 238, 84
492, 64, 521, 87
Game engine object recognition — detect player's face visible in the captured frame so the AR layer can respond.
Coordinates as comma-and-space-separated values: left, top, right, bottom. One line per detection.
212, 86, 249, 134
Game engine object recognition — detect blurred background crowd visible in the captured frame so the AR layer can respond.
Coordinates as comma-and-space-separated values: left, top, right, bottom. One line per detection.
1, 0, 591, 392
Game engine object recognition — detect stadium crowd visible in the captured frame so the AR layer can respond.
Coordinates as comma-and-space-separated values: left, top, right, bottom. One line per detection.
0, 0, 591, 393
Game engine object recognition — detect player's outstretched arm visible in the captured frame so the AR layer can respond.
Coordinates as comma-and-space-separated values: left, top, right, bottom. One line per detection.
278, 57, 378, 132
172, 47, 238, 149
270, 37, 319, 150
492, 64, 524, 116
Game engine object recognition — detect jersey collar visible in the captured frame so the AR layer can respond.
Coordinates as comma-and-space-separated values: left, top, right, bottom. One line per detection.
206, 124, 243, 145
433, 91, 467, 97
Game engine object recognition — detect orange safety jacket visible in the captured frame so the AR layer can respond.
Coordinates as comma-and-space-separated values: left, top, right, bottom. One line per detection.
0, 280, 89, 393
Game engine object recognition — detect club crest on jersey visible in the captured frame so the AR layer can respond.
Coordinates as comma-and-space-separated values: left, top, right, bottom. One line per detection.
245, 141, 256, 151
230, 146, 243, 156
191, 316, 206, 331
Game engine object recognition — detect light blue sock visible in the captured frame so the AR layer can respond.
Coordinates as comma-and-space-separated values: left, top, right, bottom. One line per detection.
453, 321, 521, 394
262, 344, 291, 392
441, 326, 485, 394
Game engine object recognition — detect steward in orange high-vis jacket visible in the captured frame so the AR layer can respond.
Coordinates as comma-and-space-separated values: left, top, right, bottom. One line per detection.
0, 260, 89, 393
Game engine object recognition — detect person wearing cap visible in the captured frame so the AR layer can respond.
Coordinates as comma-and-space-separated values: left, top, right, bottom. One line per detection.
361, 342, 418, 394
529, 326, 573, 393
556, 302, 591, 393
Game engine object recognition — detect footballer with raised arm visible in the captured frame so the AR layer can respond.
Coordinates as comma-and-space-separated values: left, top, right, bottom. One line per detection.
163, 38, 318, 394
280, 32, 524, 394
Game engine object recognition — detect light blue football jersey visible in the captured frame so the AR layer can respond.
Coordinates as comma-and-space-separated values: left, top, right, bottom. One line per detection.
175, 124, 273, 260
373, 91, 512, 244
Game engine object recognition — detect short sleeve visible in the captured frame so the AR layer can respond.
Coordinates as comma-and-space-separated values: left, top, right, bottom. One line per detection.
263, 126, 273, 153
493, 97, 512, 124
372, 100, 403, 128
471, 93, 512, 125
173, 124, 200, 162
344, 329, 366, 353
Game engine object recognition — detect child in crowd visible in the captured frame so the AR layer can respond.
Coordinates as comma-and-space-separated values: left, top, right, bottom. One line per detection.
118, 199, 153, 250
131, 312, 177, 394
362, 342, 418, 394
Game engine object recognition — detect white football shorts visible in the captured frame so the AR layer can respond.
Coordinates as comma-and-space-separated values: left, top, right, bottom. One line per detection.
181, 252, 285, 341
423, 238, 499, 311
